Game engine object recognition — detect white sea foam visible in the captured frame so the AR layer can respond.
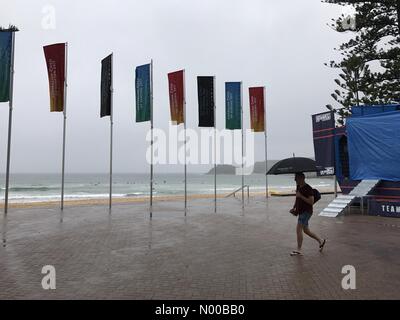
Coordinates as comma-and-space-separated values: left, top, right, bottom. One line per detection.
0, 174, 334, 204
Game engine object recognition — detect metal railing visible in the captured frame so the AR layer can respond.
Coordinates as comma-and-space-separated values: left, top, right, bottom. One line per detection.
348, 195, 372, 216
225, 185, 250, 199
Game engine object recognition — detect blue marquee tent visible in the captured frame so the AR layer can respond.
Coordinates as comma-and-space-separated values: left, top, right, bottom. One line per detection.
347, 110, 400, 181
351, 104, 400, 117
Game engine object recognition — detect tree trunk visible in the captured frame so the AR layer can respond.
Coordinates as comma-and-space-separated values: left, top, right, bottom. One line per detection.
397, 0, 400, 36
355, 72, 360, 107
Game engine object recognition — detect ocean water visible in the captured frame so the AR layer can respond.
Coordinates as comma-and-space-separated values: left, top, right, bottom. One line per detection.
0, 173, 335, 203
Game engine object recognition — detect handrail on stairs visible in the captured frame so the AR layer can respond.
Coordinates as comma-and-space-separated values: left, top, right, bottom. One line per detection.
225, 185, 250, 199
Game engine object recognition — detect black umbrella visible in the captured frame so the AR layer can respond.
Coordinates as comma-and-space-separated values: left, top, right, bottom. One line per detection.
267, 157, 322, 175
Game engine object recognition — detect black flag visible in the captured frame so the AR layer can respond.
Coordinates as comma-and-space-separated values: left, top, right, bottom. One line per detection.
101, 54, 112, 118
197, 76, 215, 127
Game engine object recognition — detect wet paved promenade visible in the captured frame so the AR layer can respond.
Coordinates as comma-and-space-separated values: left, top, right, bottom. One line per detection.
1, 195, 399, 299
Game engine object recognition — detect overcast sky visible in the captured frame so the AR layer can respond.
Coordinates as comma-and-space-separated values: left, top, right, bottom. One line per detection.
0, 0, 350, 174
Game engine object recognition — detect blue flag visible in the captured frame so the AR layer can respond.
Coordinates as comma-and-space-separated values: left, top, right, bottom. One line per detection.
0, 31, 12, 102
135, 64, 151, 123
225, 82, 242, 130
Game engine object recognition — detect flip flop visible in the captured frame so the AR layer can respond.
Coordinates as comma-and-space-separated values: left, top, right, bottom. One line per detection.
319, 239, 326, 252
290, 251, 302, 256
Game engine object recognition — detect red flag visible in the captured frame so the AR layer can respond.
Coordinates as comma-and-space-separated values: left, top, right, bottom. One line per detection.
43, 43, 66, 112
168, 70, 184, 125
249, 87, 265, 132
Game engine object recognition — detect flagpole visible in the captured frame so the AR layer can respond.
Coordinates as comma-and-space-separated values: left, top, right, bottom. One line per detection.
213, 76, 217, 213
150, 59, 154, 219
109, 53, 114, 211
241, 82, 244, 209
264, 87, 268, 199
4, 32, 16, 215
333, 111, 338, 199
264, 132, 269, 199
334, 175, 338, 198
61, 42, 68, 211
183, 70, 187, 214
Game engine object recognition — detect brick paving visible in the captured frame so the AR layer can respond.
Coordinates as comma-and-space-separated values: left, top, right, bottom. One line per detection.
0, 195, 399, 300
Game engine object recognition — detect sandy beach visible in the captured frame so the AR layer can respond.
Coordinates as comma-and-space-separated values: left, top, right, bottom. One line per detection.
0, 187, 338, 210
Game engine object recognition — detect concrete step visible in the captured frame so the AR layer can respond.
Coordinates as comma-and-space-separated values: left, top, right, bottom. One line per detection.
323, 207, 343, 213
328, 203, 348, 209
335, 195, 355, 200
320, 211, 339, 218
333, 199, 353, 205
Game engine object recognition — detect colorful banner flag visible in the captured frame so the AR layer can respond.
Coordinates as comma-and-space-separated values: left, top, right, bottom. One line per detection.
43, 43, 66, 112
100, 54, 112, 118
249, 87, 265, 133
135, 64, 151, 123
197, 76, 214, 127
0, 31, 12, 103
312, 111, 336, 176
225, 82, 242, 130
168, 70, 184, 125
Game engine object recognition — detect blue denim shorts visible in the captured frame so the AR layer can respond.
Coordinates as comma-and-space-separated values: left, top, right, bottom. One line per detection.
298, 212, 312, 227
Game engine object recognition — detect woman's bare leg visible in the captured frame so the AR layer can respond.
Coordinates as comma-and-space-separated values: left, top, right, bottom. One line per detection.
303, 226, 322, 245
297, 223, 304, 251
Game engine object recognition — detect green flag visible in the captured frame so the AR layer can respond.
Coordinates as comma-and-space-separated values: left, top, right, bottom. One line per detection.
0, 31, 12, 102
135, 64, 151, 122
225, 82, 242, 130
